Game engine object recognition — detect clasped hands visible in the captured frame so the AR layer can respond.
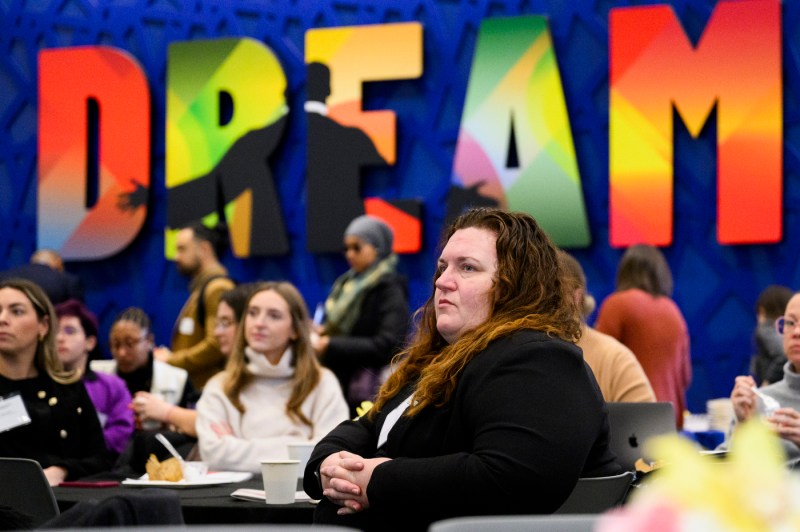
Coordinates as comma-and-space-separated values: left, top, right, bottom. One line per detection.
319, 450, 390, 515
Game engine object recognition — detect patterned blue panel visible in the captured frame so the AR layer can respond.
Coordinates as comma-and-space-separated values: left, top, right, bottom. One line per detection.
0, 0, 796, 414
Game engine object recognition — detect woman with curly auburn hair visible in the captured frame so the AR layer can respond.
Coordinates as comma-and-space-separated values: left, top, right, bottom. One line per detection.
195, 281, 348, 473
0, 278, 111, 485
303, 208, 620, 531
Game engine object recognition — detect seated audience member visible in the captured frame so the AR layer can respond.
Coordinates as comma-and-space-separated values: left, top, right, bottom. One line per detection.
311, 215, 409, 415
197, 281, 349, 473
595, 244, 691, 428
95, 307, 195, 474
751, 285, 793, 385
130, 284, 255, 438
304, 208, 619, 531
730, 292, 800, 461
0, 249, 83, 305
0, 279, 111, 485
153, 222, 235, 390
558, 251, 656, 402
93, 307, 193, 416
55, 299, 135, 455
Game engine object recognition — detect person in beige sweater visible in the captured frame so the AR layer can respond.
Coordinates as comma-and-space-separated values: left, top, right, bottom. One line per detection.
559, 251, 656, 403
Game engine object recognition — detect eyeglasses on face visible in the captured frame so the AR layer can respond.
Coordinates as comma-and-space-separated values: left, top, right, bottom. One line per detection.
214, 317, 235, 329
775, 316, 800, 335
343, 243, 362, 254
58, 325, 82, 336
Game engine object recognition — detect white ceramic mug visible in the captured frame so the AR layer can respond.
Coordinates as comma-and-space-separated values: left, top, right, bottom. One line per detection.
260, 460, 299, 504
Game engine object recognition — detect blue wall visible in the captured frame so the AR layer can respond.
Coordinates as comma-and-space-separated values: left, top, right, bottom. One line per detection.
2, 0, 799, 413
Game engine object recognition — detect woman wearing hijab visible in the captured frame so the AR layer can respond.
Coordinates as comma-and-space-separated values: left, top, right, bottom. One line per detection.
312, 215, 409, 414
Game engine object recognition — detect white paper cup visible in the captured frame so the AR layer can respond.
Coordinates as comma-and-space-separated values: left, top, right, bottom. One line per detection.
287, 443, 315, 479
260, 460, 299, 504
182, 461, 208, 481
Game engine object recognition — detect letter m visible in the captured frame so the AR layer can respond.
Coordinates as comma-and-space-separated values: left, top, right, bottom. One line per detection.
609, 0, 781, 246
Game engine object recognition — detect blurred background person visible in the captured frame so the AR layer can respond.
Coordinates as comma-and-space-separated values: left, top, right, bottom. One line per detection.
558, 251, 655, 403
154, 222, 235, 390
311, 215, 409, 415
130, 284, 256, 438
96, 307, 193, 415
0, 249, 83, 305
729, 291, 800, 461
95, 307, 195, 475
751, 284, 793, 385
0, 279, 110, 485
305, 209, 619, 530
55, 299, 135, 456
595, 244, 691, 428
197, 281, 348, 473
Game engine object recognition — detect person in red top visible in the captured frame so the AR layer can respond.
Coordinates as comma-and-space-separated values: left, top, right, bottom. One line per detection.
595, 244, 691, 428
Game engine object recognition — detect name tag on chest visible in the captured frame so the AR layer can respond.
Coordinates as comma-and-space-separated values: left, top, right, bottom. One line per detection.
0, 393, 32, 433
179, 317, 195, 335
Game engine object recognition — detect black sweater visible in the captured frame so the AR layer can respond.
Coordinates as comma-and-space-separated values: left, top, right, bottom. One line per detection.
305, 330, 620, 531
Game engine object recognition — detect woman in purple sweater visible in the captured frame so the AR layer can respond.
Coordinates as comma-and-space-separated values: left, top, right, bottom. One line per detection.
55, 299, 135, 455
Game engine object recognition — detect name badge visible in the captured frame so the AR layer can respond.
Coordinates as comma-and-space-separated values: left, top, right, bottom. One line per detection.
179, 317, 195, 335
0, 393, 32, 433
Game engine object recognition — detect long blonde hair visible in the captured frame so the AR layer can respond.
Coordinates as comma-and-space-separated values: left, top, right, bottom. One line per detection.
373, 208, 581, 417
0, 278, 79, 384
223, 282, 321, 429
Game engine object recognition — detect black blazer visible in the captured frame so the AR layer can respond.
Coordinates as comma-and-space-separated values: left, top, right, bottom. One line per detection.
0, 373, 112, 480
305, 330, 620, 531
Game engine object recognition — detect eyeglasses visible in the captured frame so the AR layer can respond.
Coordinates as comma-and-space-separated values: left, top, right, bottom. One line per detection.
775, 316, 800, 335
214, 317, 235, 329
110, 337, 146, 351
343, 243, 362, 254
58, 325, 82, 336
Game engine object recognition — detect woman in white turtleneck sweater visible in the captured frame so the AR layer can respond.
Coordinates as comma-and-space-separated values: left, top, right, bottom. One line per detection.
196, 282, 349, 473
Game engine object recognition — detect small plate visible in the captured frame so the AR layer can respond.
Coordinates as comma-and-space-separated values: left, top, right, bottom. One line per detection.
122, 471, 252, 488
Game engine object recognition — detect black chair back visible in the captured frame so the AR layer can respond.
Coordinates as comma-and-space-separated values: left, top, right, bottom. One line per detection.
0, 457, 59, 528
554, 471, 635, 514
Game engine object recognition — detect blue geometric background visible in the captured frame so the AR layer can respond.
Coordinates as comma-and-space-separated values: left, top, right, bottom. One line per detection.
2, 0, 799, 414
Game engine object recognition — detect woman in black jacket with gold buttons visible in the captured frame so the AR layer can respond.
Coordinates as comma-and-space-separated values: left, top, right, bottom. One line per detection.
0, 278, 111, 485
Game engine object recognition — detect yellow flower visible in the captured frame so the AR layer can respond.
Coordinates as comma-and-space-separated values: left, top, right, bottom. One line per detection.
601, 419, 800, 531
355, 400, 374, 419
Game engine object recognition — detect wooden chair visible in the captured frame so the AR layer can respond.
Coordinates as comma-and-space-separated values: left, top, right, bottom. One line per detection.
0, 457, 59, 528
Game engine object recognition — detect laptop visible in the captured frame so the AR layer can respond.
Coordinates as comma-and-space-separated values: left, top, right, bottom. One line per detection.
606, 402, 676, 471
